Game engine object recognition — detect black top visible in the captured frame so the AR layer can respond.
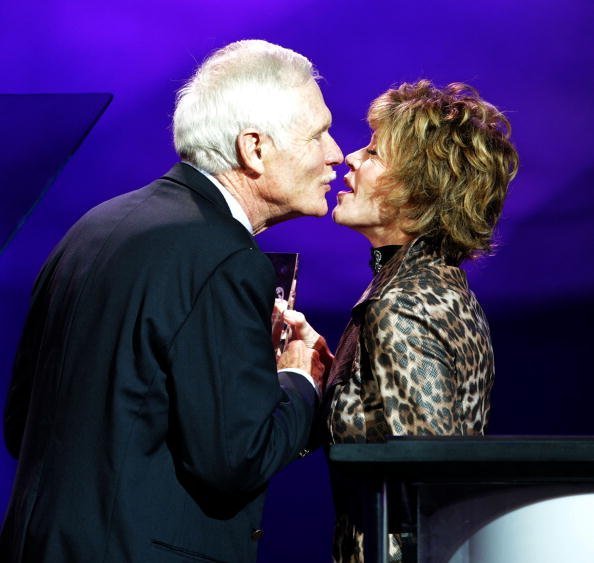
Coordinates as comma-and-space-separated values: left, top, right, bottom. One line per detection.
369, 245, 403, 274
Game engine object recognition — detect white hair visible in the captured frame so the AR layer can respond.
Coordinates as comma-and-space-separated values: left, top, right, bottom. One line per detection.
173, 39, 319, 174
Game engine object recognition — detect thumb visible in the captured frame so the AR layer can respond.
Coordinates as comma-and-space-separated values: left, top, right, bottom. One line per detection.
283, 310, 319, 348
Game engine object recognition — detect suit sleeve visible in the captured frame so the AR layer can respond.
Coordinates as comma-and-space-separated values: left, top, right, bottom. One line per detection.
166, 248, 317, 494
4, 322, 37, 458
3, 259, 56, 458
362, 291, 458, 436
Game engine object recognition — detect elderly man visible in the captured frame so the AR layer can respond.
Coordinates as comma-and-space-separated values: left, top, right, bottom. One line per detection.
1, 40, 342, 563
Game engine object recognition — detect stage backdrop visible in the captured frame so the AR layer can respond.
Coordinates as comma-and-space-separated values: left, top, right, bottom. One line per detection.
1, 1, 593, 560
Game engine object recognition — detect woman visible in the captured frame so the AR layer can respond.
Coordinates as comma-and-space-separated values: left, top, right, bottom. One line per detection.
326, 80, 519, 561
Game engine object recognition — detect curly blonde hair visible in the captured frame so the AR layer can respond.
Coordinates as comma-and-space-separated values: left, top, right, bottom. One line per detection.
368, 80, 519, 263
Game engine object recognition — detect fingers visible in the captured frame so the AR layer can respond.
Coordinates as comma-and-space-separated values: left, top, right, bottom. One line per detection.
309, 349, 325, 391
282, 309, 334, 380
283, 309, 318, 348
273, 299, 288, 316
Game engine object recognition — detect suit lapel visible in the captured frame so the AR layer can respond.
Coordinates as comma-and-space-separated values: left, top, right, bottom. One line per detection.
162, 162, 231, 215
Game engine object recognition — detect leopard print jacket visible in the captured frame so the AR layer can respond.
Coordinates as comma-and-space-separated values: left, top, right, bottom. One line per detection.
325, 237, 494, 562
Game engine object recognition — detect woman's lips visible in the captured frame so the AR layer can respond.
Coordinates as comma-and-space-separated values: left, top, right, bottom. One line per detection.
336, 189, 354, 202
337, 177, 354, 200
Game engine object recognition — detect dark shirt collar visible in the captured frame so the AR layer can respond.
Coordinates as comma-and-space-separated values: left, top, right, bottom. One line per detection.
369, 245, 403, 274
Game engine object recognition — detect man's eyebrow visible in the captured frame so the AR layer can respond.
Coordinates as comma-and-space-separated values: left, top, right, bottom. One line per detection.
313, 119, 332, 136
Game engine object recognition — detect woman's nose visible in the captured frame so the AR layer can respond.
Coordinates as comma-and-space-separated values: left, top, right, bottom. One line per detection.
345, 151, 361, 171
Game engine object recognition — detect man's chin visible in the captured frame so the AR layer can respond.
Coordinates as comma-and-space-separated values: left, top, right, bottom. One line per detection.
309, 200, 328, 217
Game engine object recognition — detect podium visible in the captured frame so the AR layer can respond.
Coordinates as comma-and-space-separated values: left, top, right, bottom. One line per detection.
329, 437, 594, 562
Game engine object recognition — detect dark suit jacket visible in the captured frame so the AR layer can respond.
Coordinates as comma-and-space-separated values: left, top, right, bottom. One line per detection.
0, 163, 317, 563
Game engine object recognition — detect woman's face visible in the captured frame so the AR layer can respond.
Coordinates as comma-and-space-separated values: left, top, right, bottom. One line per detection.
332, 134, 399, 240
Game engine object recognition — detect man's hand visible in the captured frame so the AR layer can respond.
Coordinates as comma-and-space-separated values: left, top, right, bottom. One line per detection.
277, 340, 325, 392
282, 309, 334, 378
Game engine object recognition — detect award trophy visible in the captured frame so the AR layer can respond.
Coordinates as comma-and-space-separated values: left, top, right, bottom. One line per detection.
264, 252, 299, 357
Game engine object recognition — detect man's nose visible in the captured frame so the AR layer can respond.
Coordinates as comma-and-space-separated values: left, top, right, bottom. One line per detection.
326, 135, 343, 165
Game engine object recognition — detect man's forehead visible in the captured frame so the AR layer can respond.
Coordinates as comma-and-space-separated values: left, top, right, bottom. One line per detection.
295, 81, 332, 128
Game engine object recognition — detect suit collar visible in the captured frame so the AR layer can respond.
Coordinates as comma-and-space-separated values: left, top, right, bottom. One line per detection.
161, 162, 231, 214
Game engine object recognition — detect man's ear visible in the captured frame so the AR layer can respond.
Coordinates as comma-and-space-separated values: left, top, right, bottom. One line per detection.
236, 129, 266, 177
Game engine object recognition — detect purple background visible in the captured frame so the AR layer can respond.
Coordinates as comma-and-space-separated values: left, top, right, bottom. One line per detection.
1, 1, 594, 560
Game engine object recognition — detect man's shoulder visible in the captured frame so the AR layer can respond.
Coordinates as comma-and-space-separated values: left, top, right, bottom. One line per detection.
52, 174, 256, 285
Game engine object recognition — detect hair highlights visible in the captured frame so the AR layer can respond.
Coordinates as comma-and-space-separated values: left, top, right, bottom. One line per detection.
173, 40, 318, 174
369, 80, 519, 263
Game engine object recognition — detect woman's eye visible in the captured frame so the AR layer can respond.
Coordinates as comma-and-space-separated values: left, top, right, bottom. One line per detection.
366, 148, 378, 156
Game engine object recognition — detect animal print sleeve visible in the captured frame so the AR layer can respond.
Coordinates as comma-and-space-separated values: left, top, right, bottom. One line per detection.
362, 291, 459, 436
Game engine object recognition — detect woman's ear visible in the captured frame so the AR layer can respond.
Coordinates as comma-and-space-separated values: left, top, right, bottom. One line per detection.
236, 129, 266, 177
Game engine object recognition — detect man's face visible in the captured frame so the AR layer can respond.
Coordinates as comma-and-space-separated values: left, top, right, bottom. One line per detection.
262, 80, 343, 220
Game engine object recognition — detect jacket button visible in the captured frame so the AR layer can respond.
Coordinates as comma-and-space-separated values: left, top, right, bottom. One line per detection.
251, 529, 264, 541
